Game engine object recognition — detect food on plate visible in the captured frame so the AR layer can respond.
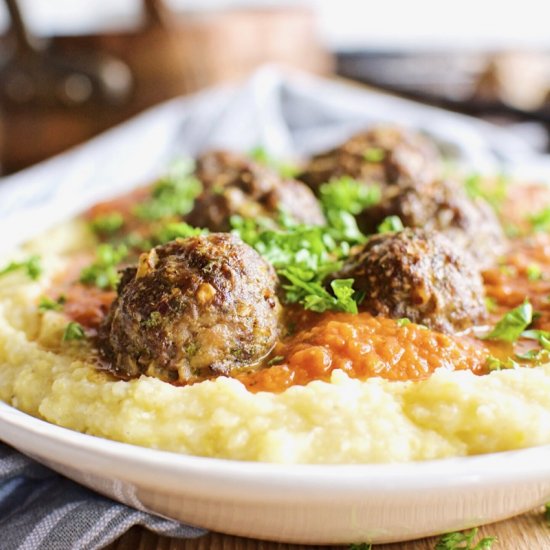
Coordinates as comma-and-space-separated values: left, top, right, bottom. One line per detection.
328, 228, 487, 333
98, 233, 281, 382
187, 150, 325, 231
298, 125, 441, 192
1, 125, 550, 464
355, 180, 506, 268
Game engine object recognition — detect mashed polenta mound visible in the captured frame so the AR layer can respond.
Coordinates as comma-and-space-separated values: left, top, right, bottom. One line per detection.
1, 222, 550, 464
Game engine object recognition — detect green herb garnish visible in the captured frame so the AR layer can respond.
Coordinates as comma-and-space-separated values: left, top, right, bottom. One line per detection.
62, 321, 85, 342
153, 222, 207, 245
527, 263, 543, 281
349, 543, 372, 550
464, 173, 508, 210
80, 244, 128, 290
249, 146, 299, 178
397, 318, 411, 327
529, 207, 550, 233
0, 255, 42, 281
90, 212, 124, 235
377, 215, 404, 234
545, 502, 550, 525
486, 355, 519, 371
435, 527, 497, 549
38, 295, 66, 312
134, 159, 202, 221
267, 355, 285, 366
483, 300, 533, 343
363, 147, 385, 163
319, 176, 381, 215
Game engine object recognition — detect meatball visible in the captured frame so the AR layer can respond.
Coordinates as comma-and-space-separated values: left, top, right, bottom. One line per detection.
186, 150, 325, 231
358, 181, 506, 269
331, 228, 487, 333
99, 233, 282, 383
298, 126, 441, 192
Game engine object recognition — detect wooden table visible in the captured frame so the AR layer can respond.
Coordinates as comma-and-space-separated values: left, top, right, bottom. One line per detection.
108, 508, 549, 549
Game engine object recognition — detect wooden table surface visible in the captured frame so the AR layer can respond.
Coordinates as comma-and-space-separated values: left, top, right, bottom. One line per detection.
108, 508, 549, 549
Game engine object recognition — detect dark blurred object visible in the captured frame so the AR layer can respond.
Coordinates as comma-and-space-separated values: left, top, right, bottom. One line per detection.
337, 50, 550, 128
0, 0, 331, 174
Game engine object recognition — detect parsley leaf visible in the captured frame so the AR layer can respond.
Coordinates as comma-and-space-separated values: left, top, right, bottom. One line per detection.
483, 300, 533, 342
319, 176, 381, 215
38, 295, 65, 312
363, 147, 385, 162
134, 159, 202, 221
153, 222, 207, 245
486, 355, 519, 371
249, 146, 299, 178
90, 213, 124, 235
545, 502, 550, 526
80, 244, 128, 290
397, 318, 411, 327
62, 321, 85, 342
0, 255, 42, 281
464, 173, 508, 210
526, 263, 543, 281
435, 527, 497, 549
529, 207, 550, 233
349, 543, 372, 550
377, 215, 404, 233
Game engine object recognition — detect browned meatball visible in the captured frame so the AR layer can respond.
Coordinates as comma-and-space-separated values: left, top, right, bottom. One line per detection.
98, 234, 282, 383
186, 151, 325, 231
330, 228, 487, 333
298, 126, 441, 192
359, 181, 506, 269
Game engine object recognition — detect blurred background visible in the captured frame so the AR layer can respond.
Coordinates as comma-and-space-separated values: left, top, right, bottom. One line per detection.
1, 0, 550, 174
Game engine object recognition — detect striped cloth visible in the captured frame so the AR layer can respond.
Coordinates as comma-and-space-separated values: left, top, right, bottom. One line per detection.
0, 443, 206, 550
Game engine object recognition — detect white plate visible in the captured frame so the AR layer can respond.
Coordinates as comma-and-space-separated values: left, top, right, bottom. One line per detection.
1, 400, 550, 544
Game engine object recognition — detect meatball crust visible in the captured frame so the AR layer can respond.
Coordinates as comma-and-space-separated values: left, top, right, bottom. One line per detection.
298, 126, 441, 192
331, 228, 487, 333
187, 150, 325, 231
359, 181, 506, 269
99, 234, 282, 383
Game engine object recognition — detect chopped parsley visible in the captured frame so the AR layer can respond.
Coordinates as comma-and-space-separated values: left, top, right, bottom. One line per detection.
396, 318, 411, 327
267, 355, 285, 366
153, 222, 207, 245
521, 329, 550, 350
249, 146, 299, 178
319, 176, 381, 216
80, 244, 128, 290
545, 502, 550, 525
38, 295, 65, 312
435, 527, 497, 550
464, 173, 508, 210
528, 207, 550, 233
486, 355, 519, 371
62, 321, 85, 342
134, 159, 202, 221
377, 215, 404, 234
349, 544, 372, 550
363, 147, 385, 163
527, 263, 543, 281
231, 179, 372, 313
483, 300, 533, 343
0, 255, 42, 281
90, 212, 124, 235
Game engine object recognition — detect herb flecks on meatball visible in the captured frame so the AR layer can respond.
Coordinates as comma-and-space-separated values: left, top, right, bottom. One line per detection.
187, 151, 325, 231
359, 181, 506, 268
99, 233, 282, 383
298, 126, 441, 192
331, 228, 487, 333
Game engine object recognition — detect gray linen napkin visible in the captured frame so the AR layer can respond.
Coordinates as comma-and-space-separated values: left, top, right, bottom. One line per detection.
0, 443, 206, 550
